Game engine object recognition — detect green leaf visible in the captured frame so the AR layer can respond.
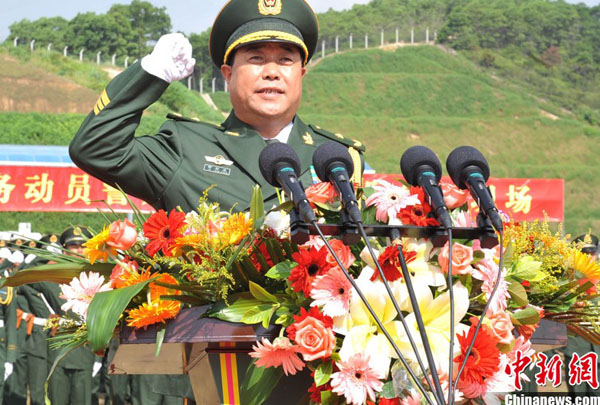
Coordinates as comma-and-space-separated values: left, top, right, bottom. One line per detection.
87, 278, 155, 352
240, 361, 283, 405
249, 281, 278, 303
250, 185, 264, 232
155, 324, 166, 357
503, 242, 514, 265
314, 361, 333, 387
241, 304, 276, 327
205, 293, 264, 323
507, 281, 529, 307
265, 260, 296, 280
3, 262, 114, 287
381, 380, 397, 399
511, 306, 540, 326
509, 256, 544, 282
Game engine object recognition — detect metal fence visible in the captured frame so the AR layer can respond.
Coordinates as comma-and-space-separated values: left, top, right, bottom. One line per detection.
11, 27, 436, 94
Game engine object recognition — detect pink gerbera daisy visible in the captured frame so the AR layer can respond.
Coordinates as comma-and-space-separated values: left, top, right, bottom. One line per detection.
249, 337, 305, 376
310, 267, 352, 317
365, 180, 420, 223
473, 258, 510, 313
60, 271, 113, 319
330, 353, 384, 405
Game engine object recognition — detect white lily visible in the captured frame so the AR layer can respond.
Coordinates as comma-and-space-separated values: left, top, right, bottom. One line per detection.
395, 281, 470, 373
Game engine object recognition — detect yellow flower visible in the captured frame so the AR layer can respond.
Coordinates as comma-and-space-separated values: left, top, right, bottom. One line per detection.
83, 227, 117, 264
572, 249, 600, 280
171, 234, 207, 257
220, 213, 252, 246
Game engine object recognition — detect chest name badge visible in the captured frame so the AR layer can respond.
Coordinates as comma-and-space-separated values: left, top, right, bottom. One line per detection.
203, 164, 231, 176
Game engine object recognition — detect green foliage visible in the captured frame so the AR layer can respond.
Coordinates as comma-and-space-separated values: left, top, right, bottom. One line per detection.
211, 92, 233, 113
6, 1, 171, 60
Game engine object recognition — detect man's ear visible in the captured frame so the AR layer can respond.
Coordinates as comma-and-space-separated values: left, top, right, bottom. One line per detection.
221, 64, 232, 82
301, 66, 307, 78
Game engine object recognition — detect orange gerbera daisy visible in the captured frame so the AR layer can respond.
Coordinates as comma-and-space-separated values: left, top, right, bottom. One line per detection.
170, 234, 207, 257
126, 273, 182, 328
219, 213, 252, 247
143, 209, 186, 257
83, 227, 118, 264
126, 300, 181, 328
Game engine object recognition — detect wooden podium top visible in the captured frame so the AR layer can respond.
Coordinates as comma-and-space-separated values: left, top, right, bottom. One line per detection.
120, 306, 280, 344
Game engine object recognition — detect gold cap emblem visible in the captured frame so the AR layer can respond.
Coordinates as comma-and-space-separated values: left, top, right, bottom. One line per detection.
29, 241, 36, 248
258, 0, 282, 15
50, 235, 58, 243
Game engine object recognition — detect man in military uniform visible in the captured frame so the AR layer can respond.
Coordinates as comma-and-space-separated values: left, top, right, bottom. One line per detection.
7, 238, 62, 405
70, 0, 364, 215
0, 257, 18, 405
70, 1, 364, 403
46, 227, 99, 405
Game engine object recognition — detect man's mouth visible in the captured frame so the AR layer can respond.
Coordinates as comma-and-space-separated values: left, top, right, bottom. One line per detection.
257, 88, 284, 94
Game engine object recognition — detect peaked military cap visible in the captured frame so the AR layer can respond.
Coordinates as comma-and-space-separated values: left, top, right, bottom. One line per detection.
59, 226, 93, 247
573, 233, 598, 254
210, 0, 319, 67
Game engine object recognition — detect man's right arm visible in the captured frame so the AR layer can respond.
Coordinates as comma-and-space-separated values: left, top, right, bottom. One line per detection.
69, 33, 196, 206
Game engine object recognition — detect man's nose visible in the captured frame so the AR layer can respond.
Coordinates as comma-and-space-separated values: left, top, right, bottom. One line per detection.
262, 61, 281, 80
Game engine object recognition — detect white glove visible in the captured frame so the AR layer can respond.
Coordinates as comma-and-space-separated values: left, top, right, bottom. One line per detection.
141, 33, 196, 83
92, 361, 102, 378
4, 362, 13, 381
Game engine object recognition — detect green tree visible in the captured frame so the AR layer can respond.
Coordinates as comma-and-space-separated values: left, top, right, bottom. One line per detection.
108, 0, 171, 58
8, 17, 68, 49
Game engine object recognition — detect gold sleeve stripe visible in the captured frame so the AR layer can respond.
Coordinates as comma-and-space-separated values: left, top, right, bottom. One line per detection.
224, 30, 309, 65
348, 146, 362, 187
93, 89, 110, 116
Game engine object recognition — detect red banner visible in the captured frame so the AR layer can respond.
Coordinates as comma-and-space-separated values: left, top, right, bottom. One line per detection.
0, 165, 153, 213
364, 174, 564, 223
0, 165, 564, 222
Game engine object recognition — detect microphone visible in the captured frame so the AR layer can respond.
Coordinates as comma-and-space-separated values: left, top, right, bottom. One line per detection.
446, 146, 503, 232
258, 142, 316, 223
400, 146, 453, 229
312, 141, 362, 224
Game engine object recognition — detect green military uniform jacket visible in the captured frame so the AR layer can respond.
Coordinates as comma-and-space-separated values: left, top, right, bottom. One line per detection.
70, 62, 365, 213
0, 267, 17, 365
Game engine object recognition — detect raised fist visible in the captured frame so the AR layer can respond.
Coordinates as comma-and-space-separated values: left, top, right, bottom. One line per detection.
141, 33, 196, 83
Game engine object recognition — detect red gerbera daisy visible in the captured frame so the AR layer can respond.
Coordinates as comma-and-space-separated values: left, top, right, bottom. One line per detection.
289, 247, 332, 295
371, 244, 417, 282
143, 209, 186, 257
398, 187, 441, 227
454, 323, 501, 386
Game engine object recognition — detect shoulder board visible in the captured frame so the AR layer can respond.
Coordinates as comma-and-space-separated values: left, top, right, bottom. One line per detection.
308, 124, 365, 152
166, 113, 225, 130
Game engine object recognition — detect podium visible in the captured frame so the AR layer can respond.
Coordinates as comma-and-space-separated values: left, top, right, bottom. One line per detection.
110, 306, 312, 405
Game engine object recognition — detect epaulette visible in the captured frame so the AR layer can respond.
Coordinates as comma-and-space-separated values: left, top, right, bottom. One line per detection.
166, 113, 225, 131
309, 124, 366, 152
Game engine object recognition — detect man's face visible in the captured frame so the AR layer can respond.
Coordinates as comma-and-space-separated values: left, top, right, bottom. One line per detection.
221, 42, 306, 127
65, 243, 84, 256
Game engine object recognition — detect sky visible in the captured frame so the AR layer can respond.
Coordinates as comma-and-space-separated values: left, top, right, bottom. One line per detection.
2, 0, 599, 42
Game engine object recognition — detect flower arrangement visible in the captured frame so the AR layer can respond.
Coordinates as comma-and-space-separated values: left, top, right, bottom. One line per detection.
6, 179, 600, 405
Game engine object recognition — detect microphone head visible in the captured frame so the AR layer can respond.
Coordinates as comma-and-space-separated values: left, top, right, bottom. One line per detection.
312, 141, 355, 182
445, 146, 491, 189
399, 145, 442, 186
258, 142, 302, 187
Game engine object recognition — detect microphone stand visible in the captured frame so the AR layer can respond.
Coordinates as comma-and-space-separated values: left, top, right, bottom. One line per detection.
311, 221, 439, 405
359, 225, 446, 405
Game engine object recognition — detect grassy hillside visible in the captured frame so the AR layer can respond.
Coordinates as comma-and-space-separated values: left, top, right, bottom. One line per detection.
0, 45, 224, 234
296, 46, 599, 235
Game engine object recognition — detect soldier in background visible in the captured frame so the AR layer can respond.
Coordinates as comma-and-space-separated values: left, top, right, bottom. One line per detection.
46, 226, 99, 405
0, 252, 18, 405
5, 235, 58, 405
